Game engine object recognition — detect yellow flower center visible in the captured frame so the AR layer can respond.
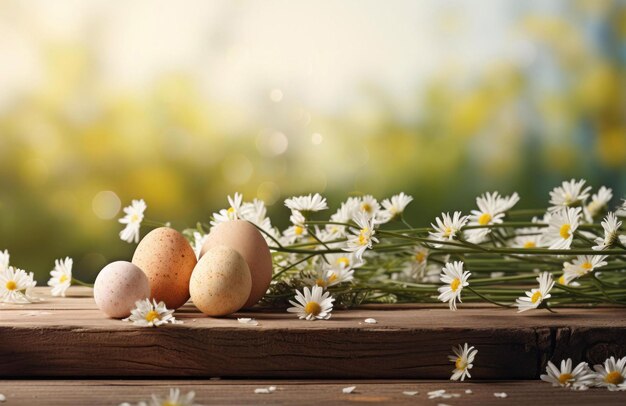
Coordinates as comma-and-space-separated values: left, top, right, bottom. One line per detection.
450, 278, 461, 292
581, 262, 593, 270
558, 373, 574, 385
358, 228, 369, 246
559, 224, 571, 239
315, 278, 327, 288
328, 273, 338, 283
227, 207, 235, 215
443, 227, 453, 237
5, 280, 17, 291
337, 257, 350, 268
415, 252, 426, 263
455, 357, 467, 370
145, 310, 160, 323
304, 301, 321, 316
362, 203, 372, 213
294, 226, 304, 236
558, 275, 566, 285
531, 291, 542, 304
523, 241, 536, 248
131, 213, 140, 223
478, 213, 492, 225
59, 274, 69, 283
605, 371, 624, 385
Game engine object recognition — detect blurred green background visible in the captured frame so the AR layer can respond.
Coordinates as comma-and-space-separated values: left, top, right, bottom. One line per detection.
0, 0, 625, 282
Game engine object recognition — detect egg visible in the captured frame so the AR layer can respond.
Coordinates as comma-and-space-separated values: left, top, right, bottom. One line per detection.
190, 245, 252, 316
94, 261, 150, 318
132, 227, 197, 309
200, 220, 273, 307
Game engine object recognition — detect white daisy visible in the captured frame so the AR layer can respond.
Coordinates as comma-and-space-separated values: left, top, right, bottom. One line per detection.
515, 272, 554, 312
192, 231, 209, 259
593, 212, 625, 250
0, 266, 38, 303
287, 285, 334, 321
541, 207, 581, 249
240, 198, 279, 244
548, 179, 591, 212
148, 388, 197, 406
465, 192, 507, 243
513, 232, 542, 249
540, 359, 595, 389
47, 257, 73, 297
593, 356, 626, 391
380, 192, 413, 222
310, 262, 354, 288
403, 246, 429, 279
562, 255, 608, 284
325, 198, 360, 239
586, 186, 613, 220
326, 252, 365, 271
211, 192, 243, 226
0, 249, 9, 272
356, 195, 381, 219
437, 261, 471, 311
344, 211, 379, 259
123, 299, 181, 327
119, 199, 147, 243
284, 193, 328, 213
429, 211, 469, 246
448, 343, 478, 381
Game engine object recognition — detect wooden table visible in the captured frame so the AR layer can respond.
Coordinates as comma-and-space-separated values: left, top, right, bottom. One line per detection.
1, 287, 625, 404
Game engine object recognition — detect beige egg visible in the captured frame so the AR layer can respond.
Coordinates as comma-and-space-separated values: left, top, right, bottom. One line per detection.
200, 220, 273, 307
190, 245, 252, 316
132, 227, 197, 309
94, 261, 150, 318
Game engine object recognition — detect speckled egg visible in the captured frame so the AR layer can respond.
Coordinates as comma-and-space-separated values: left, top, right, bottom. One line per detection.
200, 220, 272, 308
132, 227, 197, 309
94, 261, 150, 318
190, 245, 252, 316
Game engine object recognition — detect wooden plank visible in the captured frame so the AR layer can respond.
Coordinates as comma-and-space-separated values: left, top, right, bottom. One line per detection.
1, 288, 625, 379
0, 380, 625, 405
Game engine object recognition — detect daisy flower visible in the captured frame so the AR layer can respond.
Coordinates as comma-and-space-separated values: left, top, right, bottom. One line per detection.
344, 211, 379, 259
541, 207, 581, 250
593, 356, 626, 391
515, 272, 554, 312
123, 299, 181, 327
284, 193, 328, 213
356, 195, 381, 219
311, 265, 354, 288
325, 198, 360, 239
211, 193, 243, 226
548, 179, 591, 213
47, 257, 73, 297
0, 249, 9, 272
326, 252, 365, 271
540, 359, 595, 389
429, 211, 469, 246
437, 261, 471, 311
593, 212, 625, 250
513, 231, 542, 249
465, 192, 507, 243
380, 192, 413, 222
148, 388, 198, 406
585, 186, 613, 221
287, 285, 334, 321
562, 255, 608, 284
403, 246, 429, 279
448, 343, 478, 381
0, 266, 38, 303
119, 199, 147, 243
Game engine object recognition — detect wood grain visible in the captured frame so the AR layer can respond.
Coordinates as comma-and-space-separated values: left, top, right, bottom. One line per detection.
1, 287, 625, 379
0, 380, 625, 405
